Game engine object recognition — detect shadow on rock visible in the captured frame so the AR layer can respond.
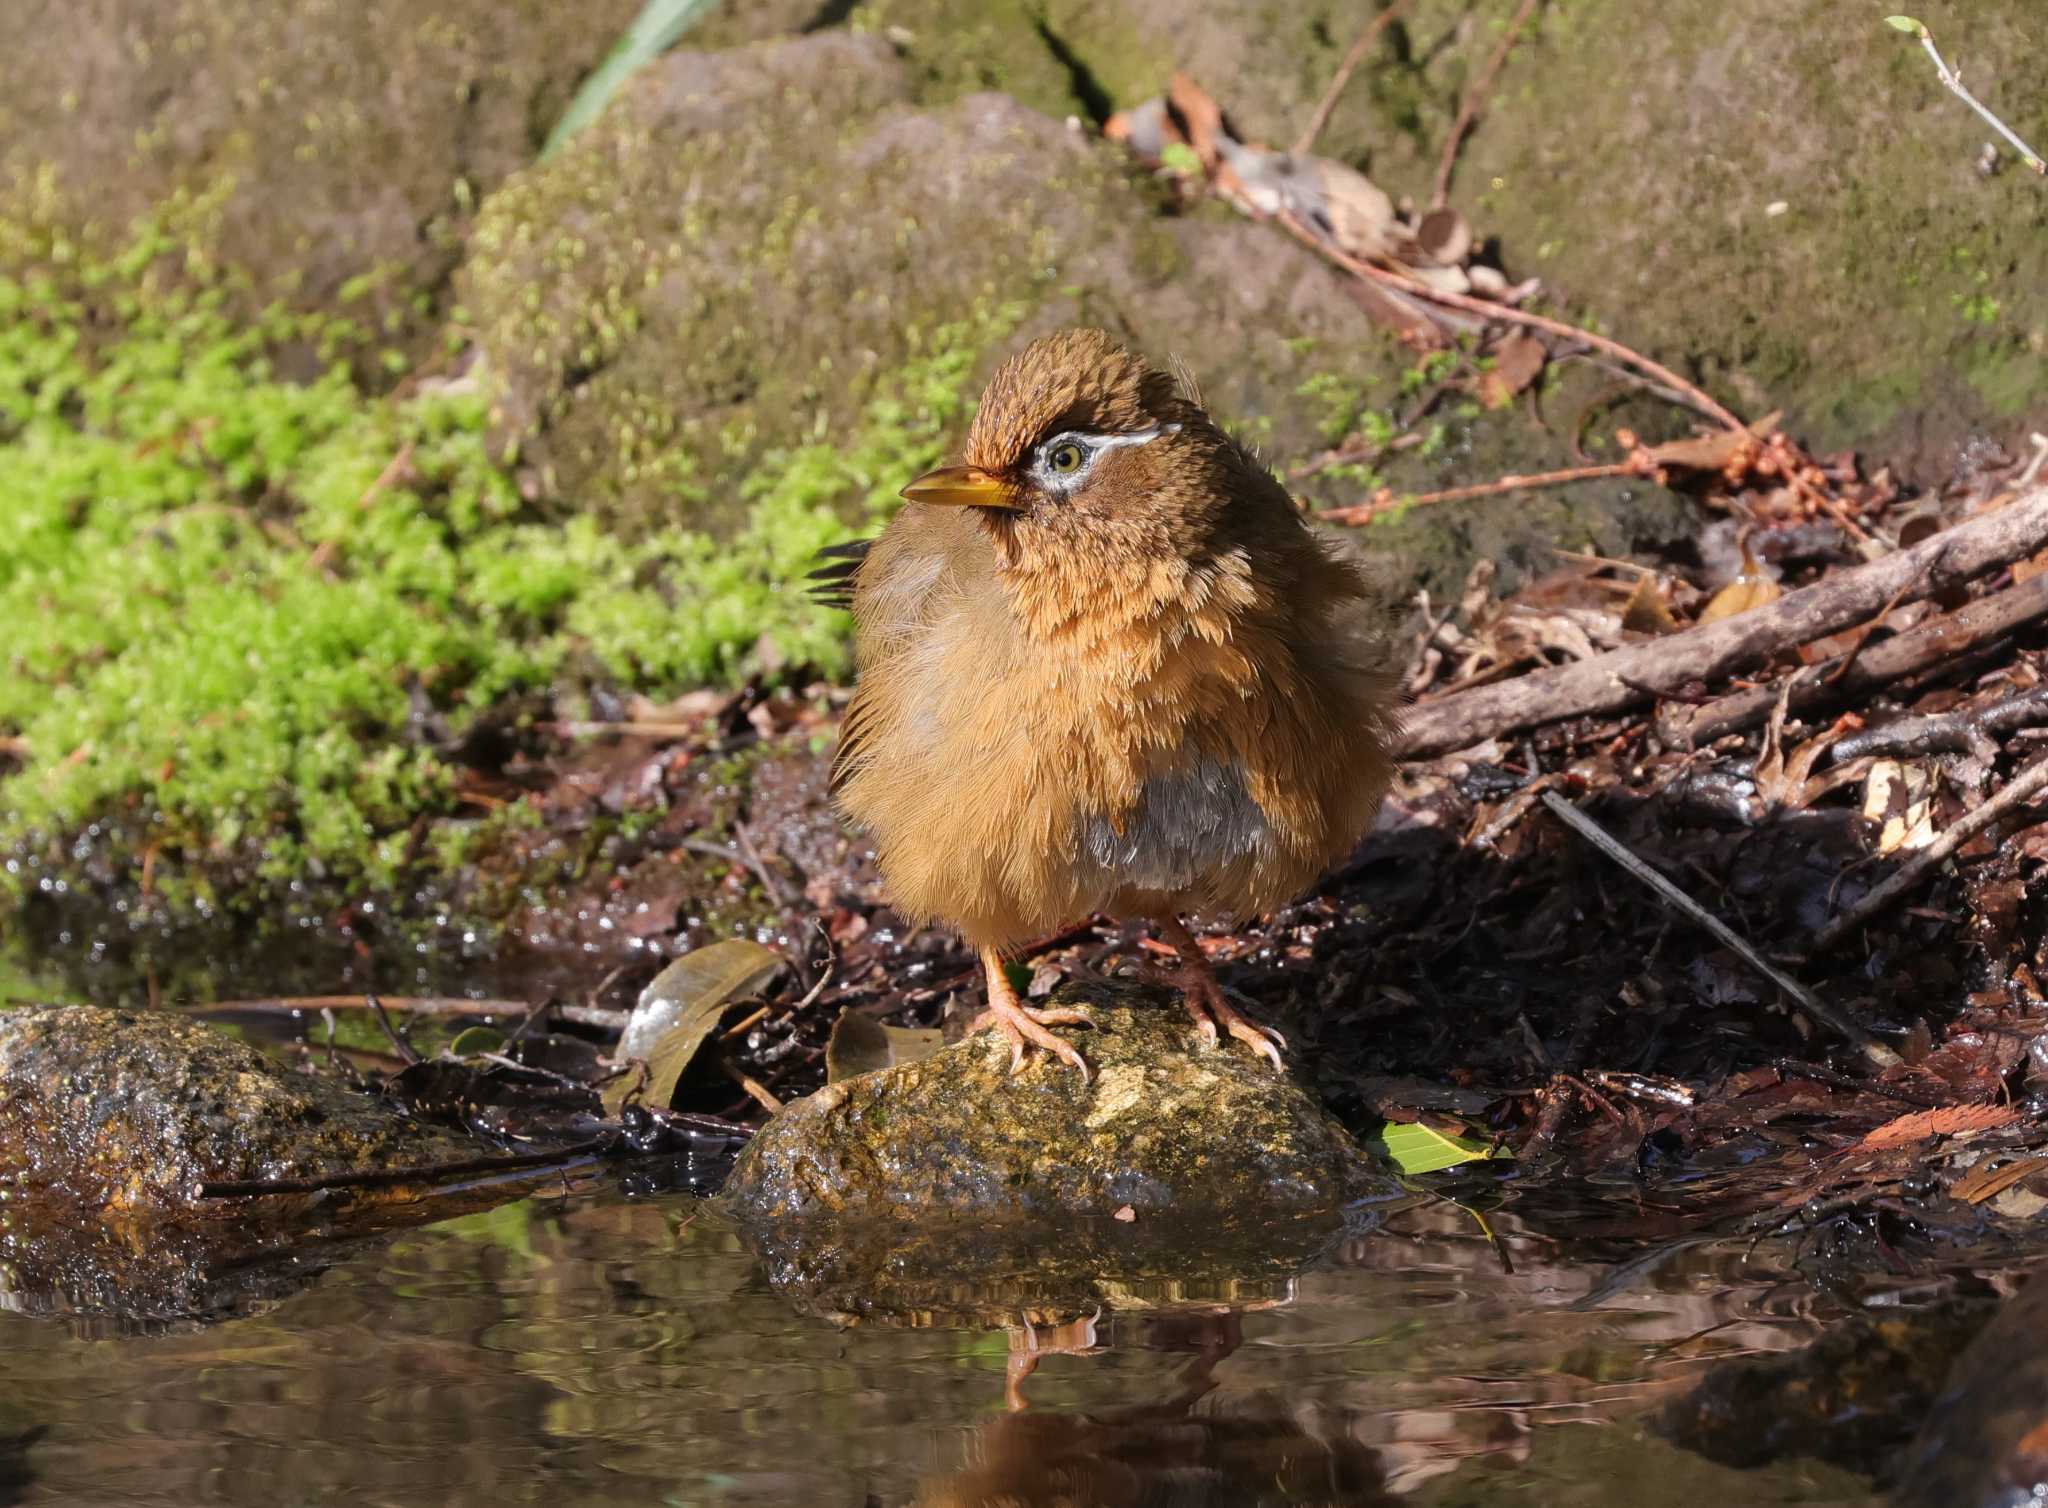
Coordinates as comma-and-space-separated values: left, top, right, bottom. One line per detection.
0, 1005, 550, 1326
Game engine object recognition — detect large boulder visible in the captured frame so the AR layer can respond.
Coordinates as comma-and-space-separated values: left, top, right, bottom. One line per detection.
0, 1005, 481, 1211
853, 0, 2048, 478
458, 30, 1412, 532
0, 0, 644, 369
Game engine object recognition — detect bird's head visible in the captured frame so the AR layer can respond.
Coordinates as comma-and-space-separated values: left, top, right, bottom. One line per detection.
899, 328, 1262, 574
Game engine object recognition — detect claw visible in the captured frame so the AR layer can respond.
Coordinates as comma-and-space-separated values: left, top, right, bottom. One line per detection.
1156, 915, 1288, 1071
969, 949, 1093, 1081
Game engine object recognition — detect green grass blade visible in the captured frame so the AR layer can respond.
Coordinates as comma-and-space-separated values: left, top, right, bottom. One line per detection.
541, 0, 720, 159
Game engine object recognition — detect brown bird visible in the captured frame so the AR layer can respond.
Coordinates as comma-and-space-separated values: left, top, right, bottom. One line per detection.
818, 328, 1399, 1076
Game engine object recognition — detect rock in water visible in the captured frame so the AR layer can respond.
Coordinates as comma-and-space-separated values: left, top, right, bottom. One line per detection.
721, 981, 1390, 1225
0, 1005, 479, 1211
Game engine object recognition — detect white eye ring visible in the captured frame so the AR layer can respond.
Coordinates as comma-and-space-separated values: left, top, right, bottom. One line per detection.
1034, 424, 1181, 490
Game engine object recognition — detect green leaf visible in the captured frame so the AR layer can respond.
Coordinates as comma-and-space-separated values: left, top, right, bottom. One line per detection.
1883, 15, 1926, 35
542, 0, 720, 160
1371, 1119, 1512, 1175
603, 939, 785, 1116
1159, 142, 1204, 176
824, 1007, 946, 1084
447, 1025, 508, 1059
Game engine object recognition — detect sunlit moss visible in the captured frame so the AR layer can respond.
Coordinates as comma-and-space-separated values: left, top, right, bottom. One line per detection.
0, 214, 1007, 900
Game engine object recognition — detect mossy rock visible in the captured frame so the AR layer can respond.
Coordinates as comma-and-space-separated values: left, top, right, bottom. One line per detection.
0, 1005, 481, 1211
0, 0, 645, 375
852, 0, 2048, 478
461, 31, 1418, 533
851, 0, 1402, 167
721, 981, 1393, 1226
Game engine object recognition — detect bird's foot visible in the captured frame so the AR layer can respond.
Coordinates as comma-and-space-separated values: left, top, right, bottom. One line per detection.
973, 948, 1093, 1080
1155, 916, 1286, 1071
1177, 973, 1286, 1070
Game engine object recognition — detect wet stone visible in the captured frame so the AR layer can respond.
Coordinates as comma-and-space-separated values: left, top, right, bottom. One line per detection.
0, 1005, 481, 1213
720, 980, 1395, 1227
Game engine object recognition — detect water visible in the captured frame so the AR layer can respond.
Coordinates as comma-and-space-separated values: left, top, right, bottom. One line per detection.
0, 1191, 1880, 1506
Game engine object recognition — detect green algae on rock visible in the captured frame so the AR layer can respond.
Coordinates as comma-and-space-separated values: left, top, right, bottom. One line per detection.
0, 1005, 481, 1211
0, 0, 645, 374
721, 981, 1394, 1226
458, 30, 1407, 531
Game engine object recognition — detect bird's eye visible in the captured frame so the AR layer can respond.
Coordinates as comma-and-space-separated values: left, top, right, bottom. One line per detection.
1046, 441, 1086, 475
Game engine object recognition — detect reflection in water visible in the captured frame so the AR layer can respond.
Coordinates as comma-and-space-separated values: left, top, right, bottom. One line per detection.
0, 1191, 1880, 1505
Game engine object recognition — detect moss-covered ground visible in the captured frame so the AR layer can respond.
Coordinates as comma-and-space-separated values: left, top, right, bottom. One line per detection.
0, 212, 994, 923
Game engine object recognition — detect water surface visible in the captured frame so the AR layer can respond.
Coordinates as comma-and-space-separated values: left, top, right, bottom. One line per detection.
0, 1191, 1880, 1506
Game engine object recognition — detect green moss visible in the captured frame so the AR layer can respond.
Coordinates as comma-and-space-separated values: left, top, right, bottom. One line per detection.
0, 213, 1003, 903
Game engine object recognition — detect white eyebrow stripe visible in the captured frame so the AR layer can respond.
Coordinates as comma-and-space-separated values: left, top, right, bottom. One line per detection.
1081, 422, 1181, 454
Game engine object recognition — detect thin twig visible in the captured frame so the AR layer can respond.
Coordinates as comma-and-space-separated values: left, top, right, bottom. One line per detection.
1539, 791, 1897, 1065
1321, 461, 1635, 525
1811, 756, 2048, 954
1293, 0, 1417, 156
1272, 208, 1745, 431
365, 993, 421, 1066
1890, 17, 2046, 175
184, 994, 630, 1033
1433, 0, 1545, 208
719, 1055, 784, 1114
542, 720, 707, 739
198, 1139, 609, 1199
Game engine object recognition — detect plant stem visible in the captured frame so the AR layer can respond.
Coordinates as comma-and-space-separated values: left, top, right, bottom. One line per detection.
1908, 26, 2047, 175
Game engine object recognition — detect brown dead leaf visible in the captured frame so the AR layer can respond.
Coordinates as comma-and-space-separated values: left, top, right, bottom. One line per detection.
603, 940, 785, 1116
1699, 569, 1782, 624
1478, 333, 1546, 409
1166, 72, 1230, 174
1857, 1101, 2019, 1150
1864, 759, 1939, 855
1620, 574, 1680, 634
824, 1008, 946, 1084
1951, 1154, 2048, 1204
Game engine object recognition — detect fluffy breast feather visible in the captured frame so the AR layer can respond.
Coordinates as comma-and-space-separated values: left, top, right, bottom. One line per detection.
833, 508, 1398, 950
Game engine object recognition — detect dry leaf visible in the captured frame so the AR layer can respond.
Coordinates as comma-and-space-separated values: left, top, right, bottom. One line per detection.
603, 939, 785, 1116
1863, 759, 1939, 855
1166, 72, 1230, 174
1857, 1101, 2019, 1150
1478, 333, 1546, 409
1951, 1154, 2048, 1204
1699, 567, 1782, 624
1620, 574, 1680, 634
824, 1008, 946, 1084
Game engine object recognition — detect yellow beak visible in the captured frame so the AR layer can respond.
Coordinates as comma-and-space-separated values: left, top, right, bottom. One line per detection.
899, 465, 1021, 511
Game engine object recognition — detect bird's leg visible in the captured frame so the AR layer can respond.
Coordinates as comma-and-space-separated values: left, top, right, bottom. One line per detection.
1154, 914, 1286, 1070
968, 946, 1094, 1080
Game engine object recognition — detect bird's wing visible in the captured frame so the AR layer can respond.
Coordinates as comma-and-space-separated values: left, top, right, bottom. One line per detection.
806, 537, 872, 609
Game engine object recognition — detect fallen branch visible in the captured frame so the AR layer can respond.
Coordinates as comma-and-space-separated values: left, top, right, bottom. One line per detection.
198, 1139, 609, 1199
1432, 0, 1545, 209
1540, 791, 1897, 1064
1273, 208, 1745, 432
1294, 0, 1416, 156
1321, 461, 1636, 525
186, 994, 630, 1032
1396, 488, 2048, 757
1810, 755, 2048, 955
1658, 568, 2048, 747
1831, 685, 2048, 765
